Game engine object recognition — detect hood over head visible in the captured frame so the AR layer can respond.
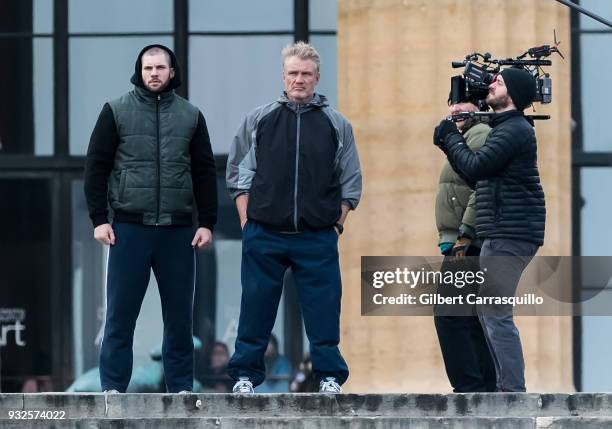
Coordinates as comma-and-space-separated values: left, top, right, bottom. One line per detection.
130, 44, 182, 91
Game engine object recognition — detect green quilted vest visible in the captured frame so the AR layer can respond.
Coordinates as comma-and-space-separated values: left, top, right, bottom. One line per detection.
107, 86, 199, 225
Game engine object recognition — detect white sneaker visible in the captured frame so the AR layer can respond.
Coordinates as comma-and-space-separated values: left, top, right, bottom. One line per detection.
103, 389, 120, 394
319, 377, 342, 393
232, 377, 254, 393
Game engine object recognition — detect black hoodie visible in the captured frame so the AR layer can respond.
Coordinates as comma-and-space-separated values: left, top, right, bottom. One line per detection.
130, 44, 182, 91
84, 44, 218, 230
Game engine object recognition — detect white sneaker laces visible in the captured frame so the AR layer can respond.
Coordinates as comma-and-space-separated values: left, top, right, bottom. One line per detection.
319, 377, 342, 393
233, 378, 254, 393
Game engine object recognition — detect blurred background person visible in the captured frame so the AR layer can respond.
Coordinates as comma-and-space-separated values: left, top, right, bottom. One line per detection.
290, 354, 317, 393
198, 341, 233, 393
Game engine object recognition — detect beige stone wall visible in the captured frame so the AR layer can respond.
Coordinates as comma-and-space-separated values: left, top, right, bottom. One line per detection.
337, 0, 573, 392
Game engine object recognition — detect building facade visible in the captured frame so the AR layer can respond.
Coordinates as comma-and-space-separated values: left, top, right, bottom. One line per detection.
0, 0, 337, 392
1, 0, 611, 393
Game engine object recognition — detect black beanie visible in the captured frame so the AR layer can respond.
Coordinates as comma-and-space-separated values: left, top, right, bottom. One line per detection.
500, 68, 537, 111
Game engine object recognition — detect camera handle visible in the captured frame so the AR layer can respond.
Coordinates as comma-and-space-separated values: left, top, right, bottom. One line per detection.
448, 112, 551, 123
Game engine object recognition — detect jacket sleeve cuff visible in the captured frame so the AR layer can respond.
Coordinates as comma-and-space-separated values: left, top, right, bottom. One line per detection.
198, 219, 215, 232
458, 223, 476, 240
341, 199, 357, 210
91, 213, 109, 228
231, 190, 250, 200
444, 132, 462, 151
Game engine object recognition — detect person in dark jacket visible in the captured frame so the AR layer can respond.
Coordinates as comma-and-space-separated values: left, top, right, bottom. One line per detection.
226, 42, 362, 394
84, 44, 217, 393
434, 99, 496, 393
433, 67, 545, 392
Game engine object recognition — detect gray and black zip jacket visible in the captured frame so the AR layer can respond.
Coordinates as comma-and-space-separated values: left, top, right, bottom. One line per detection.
226, 93, 362, 231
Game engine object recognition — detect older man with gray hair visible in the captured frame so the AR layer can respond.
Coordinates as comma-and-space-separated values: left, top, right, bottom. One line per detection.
226, 42, 362, 394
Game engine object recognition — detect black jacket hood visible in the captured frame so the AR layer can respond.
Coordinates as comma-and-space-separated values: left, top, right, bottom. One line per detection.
130, 44, 182, 91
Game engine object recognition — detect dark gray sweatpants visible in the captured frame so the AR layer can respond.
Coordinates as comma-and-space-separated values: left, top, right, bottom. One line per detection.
477, 238, 539, 392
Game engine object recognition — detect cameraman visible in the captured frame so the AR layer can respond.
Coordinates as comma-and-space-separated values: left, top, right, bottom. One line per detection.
433, 68, 545, 392
434, 98, 496, 393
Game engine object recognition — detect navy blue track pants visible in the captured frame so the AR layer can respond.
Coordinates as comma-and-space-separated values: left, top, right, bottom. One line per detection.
99, 222, 195, 393
228, 220, 349, 387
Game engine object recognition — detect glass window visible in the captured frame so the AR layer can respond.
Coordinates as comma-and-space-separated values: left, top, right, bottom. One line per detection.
33, 0, 53, 34
580, 168, 612, 256
579, 34, 612, 152
310, 0, 337, 31
579, 0, 612, 31
310, 35, 337, 108
33, 38, 54, 155
69, 0, 173, 33
0, 37, 53, 155
189, 0, 292, 32
71, 180, 106, 377
214, 239, 243, 351
0, 178, 53, 392
69, 37, 173, 155
1, 1, 29, 33
1, 0, 52, 34
189, 35, 292, 154
582, 315, 612, 390
208, 174, 248, 356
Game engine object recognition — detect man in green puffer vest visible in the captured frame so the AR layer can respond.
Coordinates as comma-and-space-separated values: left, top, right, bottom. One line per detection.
84, 44, 217, 393
433, 99, 496, 392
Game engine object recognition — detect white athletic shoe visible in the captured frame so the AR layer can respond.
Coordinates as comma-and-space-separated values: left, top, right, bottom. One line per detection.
319, 377, 342, 393
232, 377, 254, 393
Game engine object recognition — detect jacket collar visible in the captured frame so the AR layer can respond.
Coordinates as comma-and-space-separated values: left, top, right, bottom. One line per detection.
134, 85, 175, 103
489, 109, 525, 128
278, 92, 328, 112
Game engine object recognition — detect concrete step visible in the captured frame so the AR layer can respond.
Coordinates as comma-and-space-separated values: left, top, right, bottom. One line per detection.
2, 393, 612, 419
538, 418, 612, 429
5, 417, 612, 429
0, 416, 549, 429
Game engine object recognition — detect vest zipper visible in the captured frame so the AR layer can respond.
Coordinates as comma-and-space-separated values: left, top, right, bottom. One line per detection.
156, 94, 161, 225
293, 104, 301, 232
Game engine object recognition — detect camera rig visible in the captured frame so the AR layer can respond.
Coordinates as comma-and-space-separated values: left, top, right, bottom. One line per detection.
448, 32, 564, 122
447, 111, 551, 124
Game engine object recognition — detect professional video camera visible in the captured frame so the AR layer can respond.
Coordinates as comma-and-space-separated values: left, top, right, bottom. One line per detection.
448, 32, 564, 120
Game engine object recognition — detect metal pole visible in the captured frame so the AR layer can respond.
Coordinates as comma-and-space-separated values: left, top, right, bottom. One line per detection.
554, 0, 612, 29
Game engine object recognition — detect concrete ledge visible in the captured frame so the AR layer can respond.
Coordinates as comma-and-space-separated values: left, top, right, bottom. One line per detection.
1, 393, 612, 419
536, 417, 612, 429
0, 416, 538, 429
